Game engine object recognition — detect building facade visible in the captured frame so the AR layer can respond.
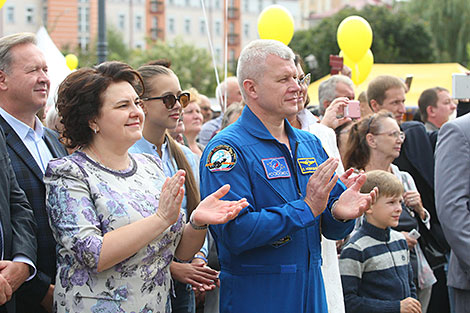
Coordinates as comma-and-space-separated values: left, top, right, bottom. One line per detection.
0, 0, 300, 66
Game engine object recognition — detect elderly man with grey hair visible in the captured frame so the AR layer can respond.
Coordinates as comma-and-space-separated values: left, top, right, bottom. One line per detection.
318, 75, 355, 116
198, 76, 242, 147
199, 39, 376, 313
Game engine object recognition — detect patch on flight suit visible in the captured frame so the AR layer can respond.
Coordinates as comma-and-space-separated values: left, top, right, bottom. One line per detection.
206, 145, 237, 172
297, 157, 318, 174
261, 157, 291, 179
270, 236, 292, 248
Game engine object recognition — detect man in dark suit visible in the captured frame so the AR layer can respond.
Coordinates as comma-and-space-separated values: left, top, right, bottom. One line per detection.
0, 128, 37, 313
0, 33, 67, 313
435, 112, 470, 313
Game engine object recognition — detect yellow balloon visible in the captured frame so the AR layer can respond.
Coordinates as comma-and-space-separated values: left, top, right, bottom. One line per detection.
257, 5, 294, 45
0, 0, 6, 10
65, 54, 78, 70
337, 16, 373, 63
341, 49, 374, 85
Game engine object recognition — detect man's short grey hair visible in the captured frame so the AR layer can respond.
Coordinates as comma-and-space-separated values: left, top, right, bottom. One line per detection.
236, 39, 295, 100
215, 76, 238, 107
318, 75, 354, 114
0, 32, 37, 73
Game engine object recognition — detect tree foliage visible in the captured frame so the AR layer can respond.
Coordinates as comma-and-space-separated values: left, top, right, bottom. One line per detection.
70, 31, 219, 97
130, 37, 219, 96
290, 5, 436, 80
405, 0, 470, 66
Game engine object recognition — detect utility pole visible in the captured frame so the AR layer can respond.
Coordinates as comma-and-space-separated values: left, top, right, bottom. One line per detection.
97, 0, 107, 64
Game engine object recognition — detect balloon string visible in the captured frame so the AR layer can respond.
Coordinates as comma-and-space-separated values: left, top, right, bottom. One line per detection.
223, 0, 228, 112
201, 0, 221, 97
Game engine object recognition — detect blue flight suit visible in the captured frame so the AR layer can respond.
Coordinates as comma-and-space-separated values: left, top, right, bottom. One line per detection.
199, 106, 355, 313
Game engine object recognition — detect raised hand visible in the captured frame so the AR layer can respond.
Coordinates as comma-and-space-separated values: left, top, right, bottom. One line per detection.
320, 97, 352, 130
339, 168, 362, 188
304, 158, 339, 217
333, 174, 378, 221
191, 184, 249, 227
155, 170, 186, 226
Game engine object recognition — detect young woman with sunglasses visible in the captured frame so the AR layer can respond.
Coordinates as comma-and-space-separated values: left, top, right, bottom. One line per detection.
129, 64, 215, 313
344, 110, 435, 312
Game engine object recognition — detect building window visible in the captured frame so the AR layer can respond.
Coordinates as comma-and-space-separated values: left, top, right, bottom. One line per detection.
118, 14, 125, 29
26, 6, 34, 24
78, 36, 90, 51
168, 17, 175, 34
215, 21, 221, 36
184, 18, 191, 34
200, 19, 205, 35
136, 15, 142, 30
6, 6, 14, 23
151, 17, 159, 40
244, 23, 249, 37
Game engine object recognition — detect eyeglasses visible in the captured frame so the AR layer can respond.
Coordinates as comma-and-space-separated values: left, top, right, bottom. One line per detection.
297, 73, 311, 87
141, 92, 190, 110
374, 130, 406, 141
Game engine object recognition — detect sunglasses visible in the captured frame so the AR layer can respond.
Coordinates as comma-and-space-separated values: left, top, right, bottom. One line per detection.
141, 92, 190, 110
297, 73, 311, 87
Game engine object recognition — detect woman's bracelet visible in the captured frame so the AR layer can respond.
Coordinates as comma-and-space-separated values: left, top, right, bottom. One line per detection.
193, 255, 208, 263
189, 212, 208, 230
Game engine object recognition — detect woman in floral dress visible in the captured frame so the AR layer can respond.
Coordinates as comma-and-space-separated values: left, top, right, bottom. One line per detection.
44, 61, 248, 313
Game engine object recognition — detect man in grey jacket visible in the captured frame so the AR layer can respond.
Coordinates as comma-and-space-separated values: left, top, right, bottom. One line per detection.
435, 112, 470, 313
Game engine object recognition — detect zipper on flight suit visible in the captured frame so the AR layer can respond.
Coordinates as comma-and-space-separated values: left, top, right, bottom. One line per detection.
292, 142, 302, 198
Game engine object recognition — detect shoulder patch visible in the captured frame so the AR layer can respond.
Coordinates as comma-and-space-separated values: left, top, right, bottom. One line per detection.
297, 157, 318, 174
206, 145, 237, 172
261, 157, 291, 179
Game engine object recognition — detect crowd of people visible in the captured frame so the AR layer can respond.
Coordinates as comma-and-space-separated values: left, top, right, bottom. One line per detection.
0, 31, 469, 313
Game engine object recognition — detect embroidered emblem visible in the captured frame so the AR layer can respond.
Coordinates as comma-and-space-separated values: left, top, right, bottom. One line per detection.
261, 157, 291, 179
206, 145, 237, 172
271, 236, 292, 248
297, 157, 318, 174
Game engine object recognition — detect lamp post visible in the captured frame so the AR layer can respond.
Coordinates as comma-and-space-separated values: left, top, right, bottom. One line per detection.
97, 0, 107, 64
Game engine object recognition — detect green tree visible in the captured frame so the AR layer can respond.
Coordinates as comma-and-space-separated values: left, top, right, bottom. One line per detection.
131, 37, 220, 96
290, 5, 436, 80
406, 0, 470, 65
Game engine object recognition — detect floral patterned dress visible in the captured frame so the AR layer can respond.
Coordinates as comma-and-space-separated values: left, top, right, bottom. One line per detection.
45, 151, 184, 313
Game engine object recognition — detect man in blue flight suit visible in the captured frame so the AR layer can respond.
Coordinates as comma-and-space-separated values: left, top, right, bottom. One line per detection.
199, 39, 377, 313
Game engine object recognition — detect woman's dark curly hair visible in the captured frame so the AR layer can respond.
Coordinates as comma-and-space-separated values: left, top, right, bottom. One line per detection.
56, 61, 144, 149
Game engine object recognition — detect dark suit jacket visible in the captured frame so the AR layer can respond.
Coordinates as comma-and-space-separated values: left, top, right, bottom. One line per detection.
0, 128, 37, 313
0, 116, 67, 313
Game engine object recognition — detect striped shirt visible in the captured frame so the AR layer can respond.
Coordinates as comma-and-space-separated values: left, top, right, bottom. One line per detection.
339, 220, 417, 313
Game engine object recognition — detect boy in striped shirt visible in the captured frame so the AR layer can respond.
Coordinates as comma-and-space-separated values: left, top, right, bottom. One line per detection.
339, 170, 422, 313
